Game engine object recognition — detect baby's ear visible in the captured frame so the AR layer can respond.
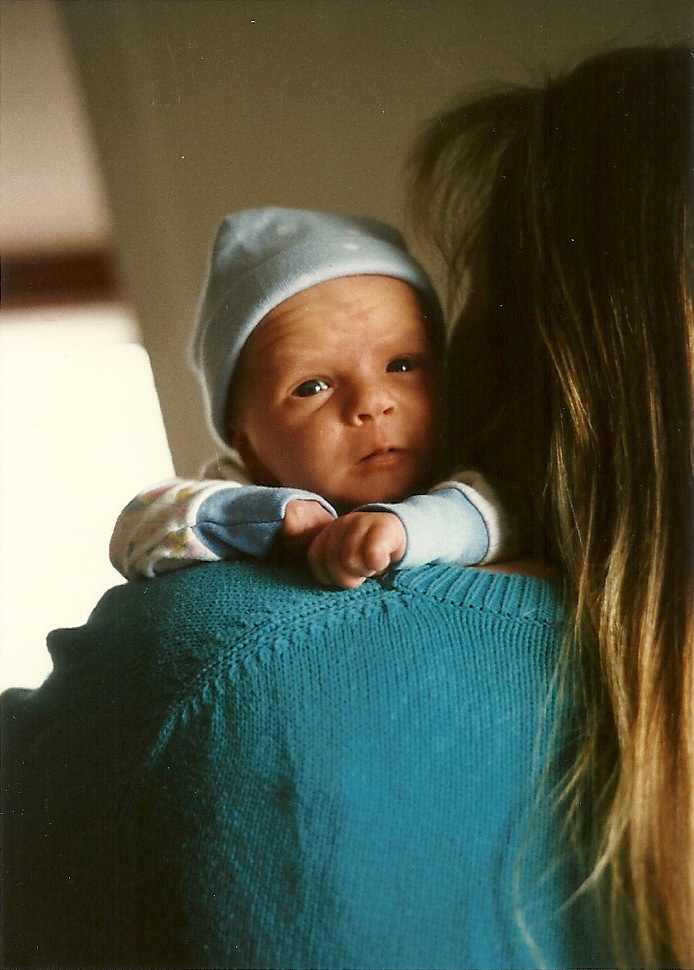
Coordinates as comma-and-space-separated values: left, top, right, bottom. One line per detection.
233, 432, 253, 471
225, 420, 250, 468
232, 431, 280, 488
224, 419, 240, 452
224, 400, 247, 453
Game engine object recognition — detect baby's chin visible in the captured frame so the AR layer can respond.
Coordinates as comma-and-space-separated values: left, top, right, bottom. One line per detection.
328, 483, 423, 515
311, 460, 439, 513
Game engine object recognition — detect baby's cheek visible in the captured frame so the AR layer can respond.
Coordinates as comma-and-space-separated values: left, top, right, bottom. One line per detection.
286, 438, 337, 490
412, 392, 440, 431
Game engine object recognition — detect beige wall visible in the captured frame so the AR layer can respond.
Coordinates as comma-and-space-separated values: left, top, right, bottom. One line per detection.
61, 0, 693, 475
0, 0, 111, 254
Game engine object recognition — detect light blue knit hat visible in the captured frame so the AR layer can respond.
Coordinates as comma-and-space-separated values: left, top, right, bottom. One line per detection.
191, 207, 443, 446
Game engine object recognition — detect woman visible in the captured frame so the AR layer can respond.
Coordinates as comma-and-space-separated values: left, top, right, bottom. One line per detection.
2, 45, 691, 969
411, 45, 694, 965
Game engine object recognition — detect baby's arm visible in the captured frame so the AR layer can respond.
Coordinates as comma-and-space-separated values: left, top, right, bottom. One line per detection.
306, 471, 522, 588
110, 478, 336, 580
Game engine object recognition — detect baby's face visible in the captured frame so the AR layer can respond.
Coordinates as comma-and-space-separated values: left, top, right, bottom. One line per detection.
227, 275, 442, 511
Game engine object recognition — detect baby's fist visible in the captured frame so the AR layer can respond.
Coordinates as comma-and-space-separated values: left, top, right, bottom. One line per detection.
307, 511, 407, 589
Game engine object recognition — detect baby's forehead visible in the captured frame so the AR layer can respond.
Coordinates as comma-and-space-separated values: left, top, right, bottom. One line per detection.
252, 275, 432, 351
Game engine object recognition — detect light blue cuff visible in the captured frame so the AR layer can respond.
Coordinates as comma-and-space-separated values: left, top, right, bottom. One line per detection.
361, 487, 490, 569
195, 486, 337, 559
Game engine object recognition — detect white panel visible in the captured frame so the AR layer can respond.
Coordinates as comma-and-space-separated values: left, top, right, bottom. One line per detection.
0, 307, 174, 690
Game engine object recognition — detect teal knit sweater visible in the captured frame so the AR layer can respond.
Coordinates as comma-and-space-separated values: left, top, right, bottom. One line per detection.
2, 561, 611, 969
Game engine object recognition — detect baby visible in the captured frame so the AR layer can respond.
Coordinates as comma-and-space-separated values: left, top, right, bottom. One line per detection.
110, 208, 518, 588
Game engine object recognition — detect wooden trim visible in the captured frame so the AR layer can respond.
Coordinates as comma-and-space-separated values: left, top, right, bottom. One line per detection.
1, 250, 120, 308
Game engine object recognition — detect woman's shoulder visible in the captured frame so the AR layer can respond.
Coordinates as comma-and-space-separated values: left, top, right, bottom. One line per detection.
131, 559, 561, 651
60, 559, 564, 677
9, 560, 565, 764
128, 560, 566, 720
150, 556, 562, 623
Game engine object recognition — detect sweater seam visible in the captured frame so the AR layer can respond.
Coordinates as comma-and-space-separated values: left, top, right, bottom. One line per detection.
394, 583, 559, 628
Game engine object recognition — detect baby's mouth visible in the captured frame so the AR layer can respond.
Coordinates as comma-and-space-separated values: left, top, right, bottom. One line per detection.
359, 447, 404, 465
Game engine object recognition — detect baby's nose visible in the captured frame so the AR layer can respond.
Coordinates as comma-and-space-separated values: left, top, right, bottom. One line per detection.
346, 381, 395, 424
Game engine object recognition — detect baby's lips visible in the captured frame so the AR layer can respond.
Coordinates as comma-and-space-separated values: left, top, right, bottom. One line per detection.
358, 446, 406, 465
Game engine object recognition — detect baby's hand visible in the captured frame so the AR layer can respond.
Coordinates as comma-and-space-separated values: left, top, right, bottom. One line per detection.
281, 499, 335, 556
307, 511, 407, 589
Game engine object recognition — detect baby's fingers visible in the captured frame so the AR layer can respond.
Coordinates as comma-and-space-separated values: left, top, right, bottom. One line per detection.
346, 517, 404, 576
307, 523, 365, 588
283, 499, 334, 537
308, 513, 406, 589
281, 500, 334, 557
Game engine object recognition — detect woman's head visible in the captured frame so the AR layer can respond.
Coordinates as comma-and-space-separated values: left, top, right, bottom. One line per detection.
411, 46, 694, 964
413, 45, 693, 565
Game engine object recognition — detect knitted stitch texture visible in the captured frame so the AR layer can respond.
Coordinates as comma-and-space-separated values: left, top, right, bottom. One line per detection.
1, 561, 611, 969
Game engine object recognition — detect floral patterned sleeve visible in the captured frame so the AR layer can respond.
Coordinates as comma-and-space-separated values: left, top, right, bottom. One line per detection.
109, 478, 243, 580
109, 472, 337, 581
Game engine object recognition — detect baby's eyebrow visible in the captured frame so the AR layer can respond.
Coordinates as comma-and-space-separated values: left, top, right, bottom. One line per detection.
269, 343, 324, 366
275, 355, 329, 376
387, 348, 432, 359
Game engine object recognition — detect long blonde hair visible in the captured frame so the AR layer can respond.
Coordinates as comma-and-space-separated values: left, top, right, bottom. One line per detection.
410, 46, 694, 966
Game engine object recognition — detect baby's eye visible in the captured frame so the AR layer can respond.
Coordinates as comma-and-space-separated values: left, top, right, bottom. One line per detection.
293, 378, 330, 398
387, 357, 419, 373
